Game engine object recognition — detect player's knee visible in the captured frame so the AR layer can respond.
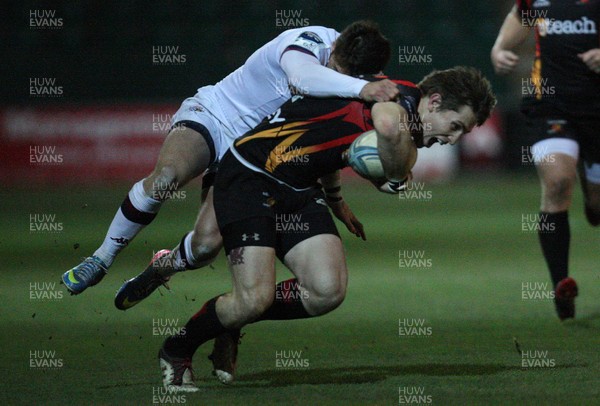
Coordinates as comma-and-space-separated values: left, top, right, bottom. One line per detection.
306, 275, 346, 315
148, 165, 179, 201
542, 176, 575, 207
318, 289, 346, 315
237, 287, 275, 323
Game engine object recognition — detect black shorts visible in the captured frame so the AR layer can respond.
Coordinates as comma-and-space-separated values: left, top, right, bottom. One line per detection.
521, 100, 600, 164
201, 161, 219, 191
213, 152, 339, 262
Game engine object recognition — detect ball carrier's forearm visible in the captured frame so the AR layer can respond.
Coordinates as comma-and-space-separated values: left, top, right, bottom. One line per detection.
320, 170, 342, 202
372, 102, 417, 181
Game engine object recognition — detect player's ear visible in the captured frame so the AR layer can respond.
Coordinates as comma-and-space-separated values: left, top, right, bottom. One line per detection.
428, 93, 442, 111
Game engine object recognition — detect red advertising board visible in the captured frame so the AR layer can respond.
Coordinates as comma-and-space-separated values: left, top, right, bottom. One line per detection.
0, 105, 176, 185
1, 105, 503, 186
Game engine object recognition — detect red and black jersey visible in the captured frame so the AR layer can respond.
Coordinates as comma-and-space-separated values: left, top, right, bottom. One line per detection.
230, 75, 421, 190
517, 0, 600, 107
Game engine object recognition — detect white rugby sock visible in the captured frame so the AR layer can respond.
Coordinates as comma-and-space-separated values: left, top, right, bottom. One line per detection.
93, 180, 161, 267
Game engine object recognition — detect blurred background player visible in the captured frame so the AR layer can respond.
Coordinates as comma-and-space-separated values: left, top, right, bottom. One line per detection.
61, 20, 399, 295
153, 67, 496, 391
491, 0, 600, 320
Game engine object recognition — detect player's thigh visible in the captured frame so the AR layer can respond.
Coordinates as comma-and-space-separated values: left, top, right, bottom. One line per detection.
533, 138, 578, 208
228, 246, 277, 301
152, 125, 212, 185
217, 245, 276, 327
221, 217, 279, 310
283, 233, 347, 299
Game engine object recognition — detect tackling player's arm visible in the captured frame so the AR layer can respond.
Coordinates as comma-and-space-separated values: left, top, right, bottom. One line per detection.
280, 51, 398, 102
371, 102, 418, 182
491, 5, 531, 75
320, 170, 366, 240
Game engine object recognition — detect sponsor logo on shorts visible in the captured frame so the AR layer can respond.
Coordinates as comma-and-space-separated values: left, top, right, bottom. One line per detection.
532, 0, 550, 7
241, 233, 260, 241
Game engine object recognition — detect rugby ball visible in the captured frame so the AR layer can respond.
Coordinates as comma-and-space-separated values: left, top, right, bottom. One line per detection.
347, 130, 385, 180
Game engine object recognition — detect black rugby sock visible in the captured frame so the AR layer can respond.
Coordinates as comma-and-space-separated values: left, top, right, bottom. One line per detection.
538, 211, 570, 287
163, 296, 227, 358
254, 278, 312, 322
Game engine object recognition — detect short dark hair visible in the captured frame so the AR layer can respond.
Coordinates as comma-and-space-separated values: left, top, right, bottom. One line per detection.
333, 20, 391, 76
418, 66, 497, 126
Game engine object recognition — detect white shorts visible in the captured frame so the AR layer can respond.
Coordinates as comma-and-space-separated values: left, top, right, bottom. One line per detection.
171, 89, 238, 161
532, 138, 600, 184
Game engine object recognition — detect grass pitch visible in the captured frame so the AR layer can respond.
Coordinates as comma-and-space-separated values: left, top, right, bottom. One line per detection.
2, 172, 599, 405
